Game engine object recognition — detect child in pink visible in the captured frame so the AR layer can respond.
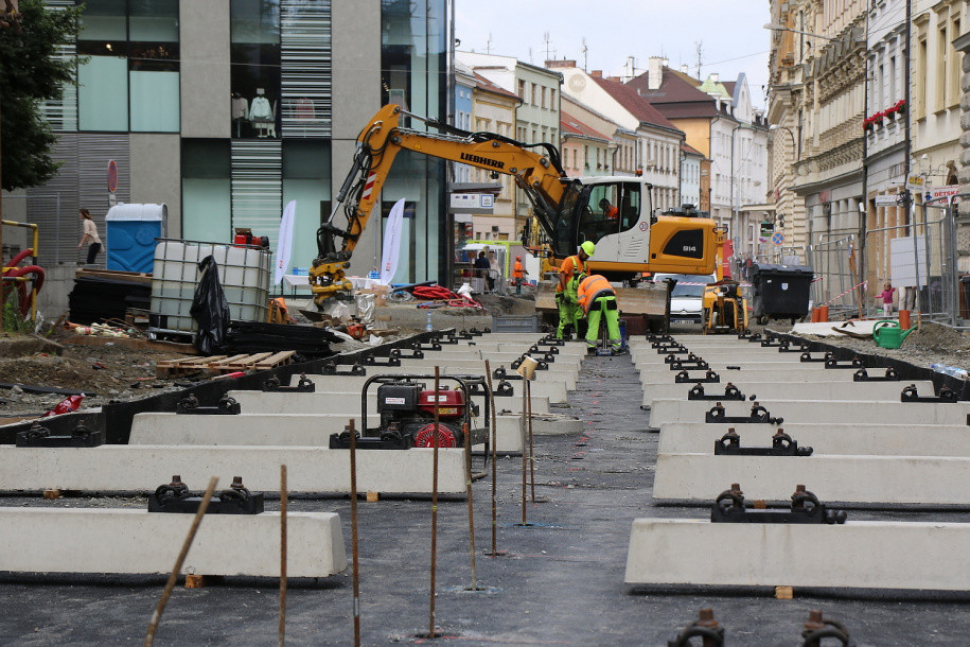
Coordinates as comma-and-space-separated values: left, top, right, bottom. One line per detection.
878, 281, 896, 315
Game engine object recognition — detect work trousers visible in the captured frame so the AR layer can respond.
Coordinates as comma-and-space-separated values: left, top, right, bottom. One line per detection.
557, 298, 582, 339
586, 296, 621, 350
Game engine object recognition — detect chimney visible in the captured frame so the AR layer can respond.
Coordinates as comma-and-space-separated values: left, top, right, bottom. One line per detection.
648, 56, 664, 90
681, 64, 689, 75
710, 73, 720, 84
590, 70, 603, 78
546, 59, 577, 69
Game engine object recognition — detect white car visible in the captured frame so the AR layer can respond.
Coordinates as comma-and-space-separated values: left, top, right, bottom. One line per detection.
652, 273, 716, 324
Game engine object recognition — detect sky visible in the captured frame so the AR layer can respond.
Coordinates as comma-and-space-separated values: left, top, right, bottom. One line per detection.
454, 0, 772, 110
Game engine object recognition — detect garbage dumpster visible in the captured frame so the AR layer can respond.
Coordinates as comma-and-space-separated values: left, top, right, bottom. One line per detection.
749, 263, 814, 324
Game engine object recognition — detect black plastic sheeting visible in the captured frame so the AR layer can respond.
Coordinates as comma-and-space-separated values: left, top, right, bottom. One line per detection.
190, 256, 230, 355
224, 320, 339, 356
0, 330, 441, 446
68, 276, 150, 326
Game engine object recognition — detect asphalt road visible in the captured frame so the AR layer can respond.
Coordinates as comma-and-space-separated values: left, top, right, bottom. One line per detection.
0, 348, 968, 645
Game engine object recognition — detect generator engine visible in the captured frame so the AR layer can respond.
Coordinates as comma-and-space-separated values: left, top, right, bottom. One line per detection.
377, 381, 471, 448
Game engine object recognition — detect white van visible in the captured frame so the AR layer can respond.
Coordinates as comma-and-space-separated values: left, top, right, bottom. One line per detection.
652, 273, 716, 324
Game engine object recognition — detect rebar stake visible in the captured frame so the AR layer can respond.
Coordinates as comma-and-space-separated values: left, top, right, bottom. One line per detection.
144, 476, 218, 647
348, 420, 361, 647
484, 360, 499, 556
429, 367, 441, 639
279, 464, 287, 647
462, 421, 477, 590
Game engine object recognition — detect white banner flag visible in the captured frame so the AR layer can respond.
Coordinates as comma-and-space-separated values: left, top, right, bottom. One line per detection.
380, 198, 405, 284
274, 200, 297, 285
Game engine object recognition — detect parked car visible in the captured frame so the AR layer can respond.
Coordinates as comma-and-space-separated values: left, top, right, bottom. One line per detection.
652, 273, 716, 324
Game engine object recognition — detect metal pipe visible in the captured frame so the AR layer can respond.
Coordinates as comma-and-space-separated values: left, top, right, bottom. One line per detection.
429, 366, 440, 639
144, 475, 218, 647
484, 360, 498, 556
527, 378, 536, 502
462, 421, 477, 590
279, 464, 287, 647
520, 374, 528, 525
348, 421, 361, 647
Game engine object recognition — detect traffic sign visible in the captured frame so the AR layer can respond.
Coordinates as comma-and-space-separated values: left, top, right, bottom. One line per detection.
771, 231, 784, 245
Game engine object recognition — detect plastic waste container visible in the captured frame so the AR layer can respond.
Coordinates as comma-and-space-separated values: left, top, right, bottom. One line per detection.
106, 203, 166, 273
749, 263, 814, 324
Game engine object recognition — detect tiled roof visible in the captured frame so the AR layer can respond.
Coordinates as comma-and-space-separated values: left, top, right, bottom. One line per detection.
589, 75, 680, 132
472, 72, 521, 101
560, 110, 611, 141
681, 142, 704, 157
626, 68, 712, 105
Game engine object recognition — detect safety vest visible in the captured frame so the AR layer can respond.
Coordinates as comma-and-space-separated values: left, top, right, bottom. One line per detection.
557, 255, 588, 293
577, 275, 615, 315
512, 260, 524, 279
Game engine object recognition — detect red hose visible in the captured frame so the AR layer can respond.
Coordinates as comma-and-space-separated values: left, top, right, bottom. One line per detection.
3, 265, 45, 316
5, 249, 34, 269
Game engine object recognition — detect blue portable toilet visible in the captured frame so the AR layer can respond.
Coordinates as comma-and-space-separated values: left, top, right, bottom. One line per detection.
105, 203, 166, 273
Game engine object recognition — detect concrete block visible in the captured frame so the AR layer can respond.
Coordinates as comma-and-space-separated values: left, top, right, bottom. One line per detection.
638, 366, 835, 387
363, 363, 577, 391
130, 412, 525, 454
649, 398, 970, 427
625, 519, 970, 591
652, 453, 970, 506
294, 373, 566, 403
640, 380, 932, 409
0, 446, 468, 495
658, 421, 970, 456
0, 508, 346, 578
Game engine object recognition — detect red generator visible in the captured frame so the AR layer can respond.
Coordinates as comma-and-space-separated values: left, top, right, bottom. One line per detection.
329, 376, 490, 452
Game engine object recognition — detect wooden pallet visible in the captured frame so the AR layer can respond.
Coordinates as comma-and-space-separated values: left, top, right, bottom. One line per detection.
156, 351, 295, 378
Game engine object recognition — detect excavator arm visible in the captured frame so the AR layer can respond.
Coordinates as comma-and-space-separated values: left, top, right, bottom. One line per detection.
310, 104, 569, 306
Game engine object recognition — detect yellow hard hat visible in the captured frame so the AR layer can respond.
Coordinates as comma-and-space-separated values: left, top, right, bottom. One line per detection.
580, 241, 595, 256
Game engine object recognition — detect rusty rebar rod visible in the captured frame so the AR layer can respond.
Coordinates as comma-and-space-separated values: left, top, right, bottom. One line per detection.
429, 366, 441, 639
520, 376, 528, 525
279, 464, 287, 647
462, 421, 477, 590
144, 475, 218, 647
484, 360, 498, 556
527, 378, 536, 502
348, 419, 361, 647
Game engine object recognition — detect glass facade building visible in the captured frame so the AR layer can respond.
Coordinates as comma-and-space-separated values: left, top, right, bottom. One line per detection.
24, 0, 452, 287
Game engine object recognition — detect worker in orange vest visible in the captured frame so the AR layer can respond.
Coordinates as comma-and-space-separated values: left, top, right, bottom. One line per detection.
512, 256, 525, 294
577, 274, 624, 355
556, 241, 594, 339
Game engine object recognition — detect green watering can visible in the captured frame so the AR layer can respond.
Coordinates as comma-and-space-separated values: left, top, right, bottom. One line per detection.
872, 320, 916, 349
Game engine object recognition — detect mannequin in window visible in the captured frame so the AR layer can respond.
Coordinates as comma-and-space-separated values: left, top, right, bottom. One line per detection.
249, 88, 273, 138
231, 92, 248, 138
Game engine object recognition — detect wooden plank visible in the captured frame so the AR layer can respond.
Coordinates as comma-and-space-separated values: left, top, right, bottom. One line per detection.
224, 352, 274, 368
254, 351, 296, 370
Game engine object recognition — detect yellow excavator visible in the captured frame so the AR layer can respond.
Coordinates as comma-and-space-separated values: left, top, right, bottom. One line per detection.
700, 225, 748, 334
311, 104, 727, 308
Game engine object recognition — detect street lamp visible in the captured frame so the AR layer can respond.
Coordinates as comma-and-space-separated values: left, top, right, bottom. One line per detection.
763, 23, 838, 42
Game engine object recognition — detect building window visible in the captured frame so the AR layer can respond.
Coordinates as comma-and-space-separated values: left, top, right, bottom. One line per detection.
76, 0, 181, 133
518, 79, 525, 99
935, 23, 947, 111
231, 0, 282, 139
531, 83, 537, 106
182, 139, 232, 242
950, 16, 962, 107
916, 34, 927, 119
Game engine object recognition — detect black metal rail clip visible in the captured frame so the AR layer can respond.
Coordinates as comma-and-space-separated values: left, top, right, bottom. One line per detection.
670, 357, 709, 371
801, 610, 855, 647
16, 421, 105, 448
800, 351, 828, 363
825, 356, 865, 370
149, 476, 264, 514
322, 362, 367, 376
714, 428, 812, 456
852, 367, 899, 381
711, 483, 847, 524
778, 339, 810, 353
391, 347, 425, 359
176, 394, 241, 415
364, 354, 402, 367
706, 402, 782, 424
262, 374, 315, 393
901, 384, 958, 403
688, 383, 744, 401
675, 369, 720, 384
668, 609, 724, 647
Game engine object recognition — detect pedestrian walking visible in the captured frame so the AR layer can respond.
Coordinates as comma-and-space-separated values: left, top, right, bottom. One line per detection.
78, 208, 102, 264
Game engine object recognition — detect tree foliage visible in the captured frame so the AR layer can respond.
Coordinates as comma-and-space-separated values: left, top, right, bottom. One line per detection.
0, 0, 82, 191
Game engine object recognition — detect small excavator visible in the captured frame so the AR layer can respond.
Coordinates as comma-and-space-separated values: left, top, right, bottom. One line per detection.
310, 104, 731, 309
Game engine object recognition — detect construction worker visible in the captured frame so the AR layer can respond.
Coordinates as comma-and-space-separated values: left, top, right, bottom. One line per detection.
512, 256, 525, 295
556, 241, 594, 339
577, 274, 624, 355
